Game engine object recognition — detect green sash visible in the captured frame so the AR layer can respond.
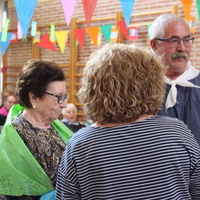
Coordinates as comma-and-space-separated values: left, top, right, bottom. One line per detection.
0, 104, 73, 196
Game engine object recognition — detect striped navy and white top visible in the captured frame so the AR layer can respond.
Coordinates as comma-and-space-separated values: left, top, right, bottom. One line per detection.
56, 115, 200, 200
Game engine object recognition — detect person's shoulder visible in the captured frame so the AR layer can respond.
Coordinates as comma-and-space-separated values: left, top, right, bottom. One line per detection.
11, 113, 24, 126
0, 106, 7, 116
0, 106, 5, 111
0, 114, 6, 125
154, 115, 188, 128
69, 125, 92, 142
78, 122, 86, 127
154, 115, 197, 142
190, 72, 200, 84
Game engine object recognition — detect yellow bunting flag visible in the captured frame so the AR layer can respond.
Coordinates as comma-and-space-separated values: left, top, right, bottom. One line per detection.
33, 31, 41, 44
55, 31, 68, 54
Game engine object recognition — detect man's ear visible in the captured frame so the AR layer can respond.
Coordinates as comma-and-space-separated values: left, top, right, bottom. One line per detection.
150, 39, 158, 52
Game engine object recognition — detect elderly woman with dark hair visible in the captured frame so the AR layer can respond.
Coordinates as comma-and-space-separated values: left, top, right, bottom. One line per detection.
0, 59, 73, 200
56, 43, 200, 200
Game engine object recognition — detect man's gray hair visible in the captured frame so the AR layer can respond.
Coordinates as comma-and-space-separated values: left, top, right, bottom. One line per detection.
149, 13, 189, 39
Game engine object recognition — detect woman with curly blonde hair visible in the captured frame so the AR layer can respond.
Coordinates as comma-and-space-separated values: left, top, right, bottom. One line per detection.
56, 43, 200, 200
78, 43, 165, 124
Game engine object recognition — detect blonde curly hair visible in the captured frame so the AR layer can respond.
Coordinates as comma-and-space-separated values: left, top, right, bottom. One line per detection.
78, 43, 166, 124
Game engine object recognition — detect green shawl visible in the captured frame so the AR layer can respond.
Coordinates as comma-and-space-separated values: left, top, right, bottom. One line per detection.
0, 104, 73, 196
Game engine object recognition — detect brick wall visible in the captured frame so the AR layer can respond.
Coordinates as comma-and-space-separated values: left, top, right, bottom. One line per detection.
4, 0, 200, 122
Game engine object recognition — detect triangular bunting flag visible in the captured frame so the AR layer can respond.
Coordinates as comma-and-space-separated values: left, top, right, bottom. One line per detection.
181, 0, 193, 20
31, 21, 37, 36
73, 29, 86, 49
127, 27, 138, 40
96, 31, 102, 45
0, 32, 12, 55
61, 0, 77, 26
110, 28, 119, 42
120, 0, 135, 27
13, 0, 38, 38
1, 18, 10, 42
188, 17, 196, 34
17, 21, 23, 40
10, 32, 18, 43
33, 31, 41, 44
196, 0, 200, 22
82, 0, 98, 26
118, 20, 128, 38
38, 33, 56, 51
147, 24, 152, 39
100, 24, 112, 43
50, 23, 56, 43
1, 66, 7, 73
87, 26, 99, 47
55, 31, 68, 54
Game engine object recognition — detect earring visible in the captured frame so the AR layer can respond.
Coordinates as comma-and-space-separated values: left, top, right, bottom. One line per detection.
33, 105, 36, 109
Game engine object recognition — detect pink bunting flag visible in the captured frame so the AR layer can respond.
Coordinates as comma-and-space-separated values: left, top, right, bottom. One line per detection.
61, 0, 77, 26
73, 29, 86, 49
82, 0, 98, 26
17, 21, 23, 39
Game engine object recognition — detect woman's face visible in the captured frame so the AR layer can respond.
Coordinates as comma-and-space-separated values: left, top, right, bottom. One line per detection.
36, 80, 67, 122
63, 106, 77, 122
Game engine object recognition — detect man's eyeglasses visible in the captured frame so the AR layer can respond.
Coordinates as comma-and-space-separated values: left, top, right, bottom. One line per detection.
154, 37, 195, 47
42, 91, 69, 104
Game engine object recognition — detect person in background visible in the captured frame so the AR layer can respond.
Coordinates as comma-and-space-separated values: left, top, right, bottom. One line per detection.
149, 13, 200, 144
61, 103, 86, 133
0, 89, 11, 108
0, 59, 73, 200
0, 95, 17, 116
56, 43, 200, 200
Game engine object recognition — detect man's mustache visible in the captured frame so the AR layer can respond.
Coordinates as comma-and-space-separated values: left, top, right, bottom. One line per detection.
171, 52, 188, 59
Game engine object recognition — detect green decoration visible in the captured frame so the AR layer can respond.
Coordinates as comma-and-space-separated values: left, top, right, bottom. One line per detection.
0, 104, 73, 196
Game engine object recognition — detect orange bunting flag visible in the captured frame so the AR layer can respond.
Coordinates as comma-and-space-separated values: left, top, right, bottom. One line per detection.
55, 31, 68, 54
118, 20, 128, 39
73, 28, 86, 49
87, 26, 99, 47
82, 0, 98, 26
38, 33, 56, 51
181, 0, 193, 20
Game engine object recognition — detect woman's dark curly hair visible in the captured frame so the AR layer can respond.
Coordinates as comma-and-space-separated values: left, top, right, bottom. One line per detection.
16, 59, 66, 108
78, 43, 166, 124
